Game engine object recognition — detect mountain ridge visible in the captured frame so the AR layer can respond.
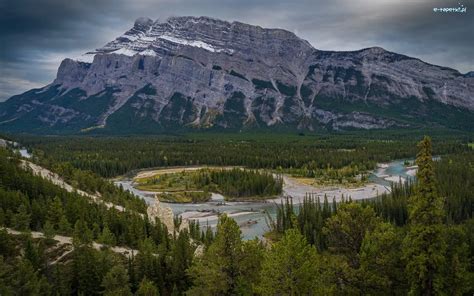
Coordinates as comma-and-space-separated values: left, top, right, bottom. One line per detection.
1, 16, 473, 134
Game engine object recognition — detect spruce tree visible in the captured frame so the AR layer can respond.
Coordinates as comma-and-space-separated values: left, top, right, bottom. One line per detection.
403, 136, 446, 295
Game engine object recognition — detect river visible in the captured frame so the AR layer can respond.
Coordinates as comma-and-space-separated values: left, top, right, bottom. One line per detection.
116, 159, 415, 239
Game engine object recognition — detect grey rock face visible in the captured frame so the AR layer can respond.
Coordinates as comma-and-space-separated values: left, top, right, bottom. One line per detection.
1, 16, 473, 133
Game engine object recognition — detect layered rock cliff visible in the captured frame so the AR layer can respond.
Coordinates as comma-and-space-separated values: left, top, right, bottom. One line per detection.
1, 16, 473, 133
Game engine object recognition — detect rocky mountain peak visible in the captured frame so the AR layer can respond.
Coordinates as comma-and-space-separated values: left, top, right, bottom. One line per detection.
79, 16, 314, 63
1, 16, 473, 134
134, 17, 153, 29
361, 46, 387, 55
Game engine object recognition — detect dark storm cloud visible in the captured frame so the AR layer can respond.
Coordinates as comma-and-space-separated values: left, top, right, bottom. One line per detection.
1, 0, 473, 101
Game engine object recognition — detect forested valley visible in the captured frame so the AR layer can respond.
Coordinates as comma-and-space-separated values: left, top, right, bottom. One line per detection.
15, 131, 469, 178
1, 132, 473, 295
136, 168, 282, 202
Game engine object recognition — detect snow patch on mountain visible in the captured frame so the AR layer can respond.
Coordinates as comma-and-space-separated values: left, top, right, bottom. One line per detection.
159, 35, 231, 53
76, 53, 96, 63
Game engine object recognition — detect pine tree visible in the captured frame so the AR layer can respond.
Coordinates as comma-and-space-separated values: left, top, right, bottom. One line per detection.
240, 239, 265, 292
53, 264, 71, 296
134, 238, 162, 291
58, 214, 72, 235
48, 196, 64, 229
43, 220, 55, 241
72, 245, 101, 295
257, 229, 322, 295
323, 202, 379, 268
0, 256, 13, 295
13, 203, 30, 231
137, 277, 160, 296
358, 222, 407, 294
169, 229, 193, 294
73, 219, 92, 246
403, 136, 447, 296
98, 224, 116, 247
102, 265, 132, 296
0, 229, 14, 257
24, 237, 42, 271
10, 259, 51, 295
187, 214, 253, 295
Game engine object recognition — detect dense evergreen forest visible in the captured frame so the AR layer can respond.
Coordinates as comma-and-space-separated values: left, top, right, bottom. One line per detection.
269, 137, 474, 294
193, 169, 283, 199
0, 147, 213, 295
1, 133, 473, 295
14, 131, 470, 178
136, 168, 282, 201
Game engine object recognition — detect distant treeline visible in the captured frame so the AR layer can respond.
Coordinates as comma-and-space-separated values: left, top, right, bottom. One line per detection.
15, 132, 470, 178
193, 169, 282, 199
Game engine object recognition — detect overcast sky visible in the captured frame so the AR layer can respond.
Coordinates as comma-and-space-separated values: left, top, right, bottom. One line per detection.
0, 0, 473, 101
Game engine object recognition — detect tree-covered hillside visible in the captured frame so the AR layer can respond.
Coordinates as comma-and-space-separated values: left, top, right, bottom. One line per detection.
1, 135, 473, 295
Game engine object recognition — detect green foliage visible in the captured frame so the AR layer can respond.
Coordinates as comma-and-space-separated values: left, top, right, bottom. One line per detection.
1, 134, 473, 295
58, 214, 72, 234
98, 224, 116, 247
73, 219, 93, 246
13, 203, 31, 231
257, 229, 322, 295
361, 180, 411, 226
435, 152, 474, 223
0, 148, 167, 249
169, 230, 194, 294
10, 259, 51, 295
324, 203, 379, 268
403, 136, 447, 295
51, 162, 147, 213
137, 277, 160, 296
187, 214, 263, 295
193, 168, 283, 199
43, 220, 55, 240
156, 191, 211, 203
358, 222, 407, 294
16, 132, 468, 178
102, 265, 132, 296
72, 245, 101, 295
139, 168, 282, 201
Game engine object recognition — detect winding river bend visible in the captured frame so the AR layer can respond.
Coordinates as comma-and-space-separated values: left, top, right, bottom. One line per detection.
115, 159, 416, 239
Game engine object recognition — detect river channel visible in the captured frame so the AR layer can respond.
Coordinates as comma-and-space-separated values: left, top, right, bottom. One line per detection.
115, 159, 416, 239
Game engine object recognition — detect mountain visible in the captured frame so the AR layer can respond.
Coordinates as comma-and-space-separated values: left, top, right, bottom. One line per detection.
1, 16, 473, 134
